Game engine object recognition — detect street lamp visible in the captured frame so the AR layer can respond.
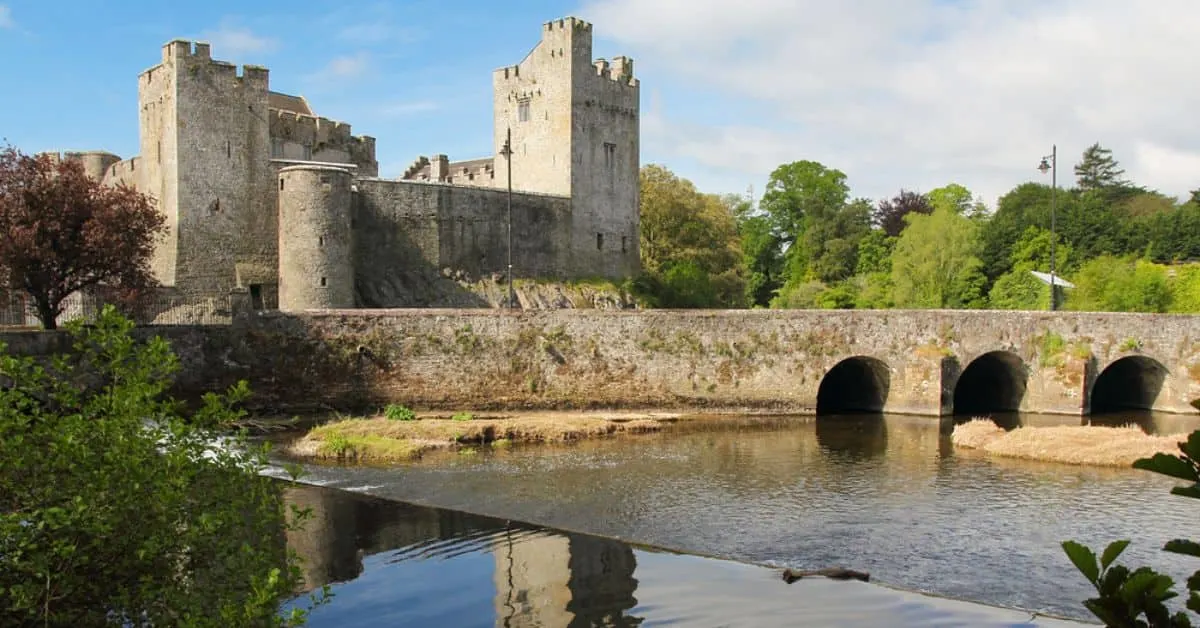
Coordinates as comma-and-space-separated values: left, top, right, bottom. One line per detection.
1037, 144, 1058, 311
500, 127, 515, 309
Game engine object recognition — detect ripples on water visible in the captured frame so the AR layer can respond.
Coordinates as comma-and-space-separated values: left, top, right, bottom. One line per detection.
275, 412, 1200, 622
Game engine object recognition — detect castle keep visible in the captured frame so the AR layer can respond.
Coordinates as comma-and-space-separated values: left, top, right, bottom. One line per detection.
61, 16, 640, 311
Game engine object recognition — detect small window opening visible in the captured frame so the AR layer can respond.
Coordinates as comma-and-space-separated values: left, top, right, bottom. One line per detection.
226, 140, 231, 158
320, 277, 327, 287
604, 142, 616, 169
318, 236, 324, 247
280, 178, 285, 190
518, 99, 531, 122
596, 233, 603, 250
621, 236, 627, 253
249, 284, 264, 310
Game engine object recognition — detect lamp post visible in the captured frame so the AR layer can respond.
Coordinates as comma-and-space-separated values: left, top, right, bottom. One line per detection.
1037, 144, 1058, 311
500, 127, 515, 309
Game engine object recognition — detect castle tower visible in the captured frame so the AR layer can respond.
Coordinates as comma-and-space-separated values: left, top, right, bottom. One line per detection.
277, 165, 355, 311
492, 17, 641, 279
137, 40, 275, 296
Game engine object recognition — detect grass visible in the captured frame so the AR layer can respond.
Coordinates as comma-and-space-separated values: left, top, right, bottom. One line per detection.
289, 413, 665, 462
951, 418, 1186, 468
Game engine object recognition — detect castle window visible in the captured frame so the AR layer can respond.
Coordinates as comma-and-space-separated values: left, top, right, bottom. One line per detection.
596, 233, 603, 250
604, 142, 616, 169
320, 277, 327, 287
318, 236, 324, 247
226, 140, 231, 159
280, 178, 285, 190
621, 236, 627, 253
271, 138, 285, 158
518, 99, 531, 122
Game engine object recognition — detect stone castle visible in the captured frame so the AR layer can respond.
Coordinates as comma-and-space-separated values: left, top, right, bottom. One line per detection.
55, 16, 640, 311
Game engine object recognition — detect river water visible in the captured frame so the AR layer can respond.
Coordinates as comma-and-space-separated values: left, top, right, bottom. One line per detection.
272, 412, 1200, 624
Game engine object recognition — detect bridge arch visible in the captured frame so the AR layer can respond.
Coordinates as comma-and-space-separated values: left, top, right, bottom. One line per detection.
952, 351, 1028, 416
1089, 355, 1168, 414
816, 356, 891, 415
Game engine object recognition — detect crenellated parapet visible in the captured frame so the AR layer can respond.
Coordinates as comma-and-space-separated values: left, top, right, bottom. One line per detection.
141, 40, 269, 90
400, 155, 496, 187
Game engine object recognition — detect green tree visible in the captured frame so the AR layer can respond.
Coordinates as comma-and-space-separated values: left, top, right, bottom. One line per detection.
759, 160, 851, 283
1065, 255, 1172, 312
737, 212, 784, 307
928, 183, 986, 217
891, 204, 987, 308
0, 306, 327, 625
1074, 142, 1129, 191
804, 197, 871, 283
1169, 264, 1200, 313
855, 229, 895, 275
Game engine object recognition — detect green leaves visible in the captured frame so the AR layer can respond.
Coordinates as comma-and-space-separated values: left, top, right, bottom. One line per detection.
0, 307, 325, 626
1064, 540, 1101, 584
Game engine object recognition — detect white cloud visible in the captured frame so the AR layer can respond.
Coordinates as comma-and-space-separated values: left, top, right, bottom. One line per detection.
0, 5, 14, 29
577, 0, 1200, 205
197, 20, 278, 58
305, 53, 372, 86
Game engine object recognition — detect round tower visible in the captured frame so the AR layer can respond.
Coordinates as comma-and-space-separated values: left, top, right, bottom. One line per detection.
277, 165, 355, 311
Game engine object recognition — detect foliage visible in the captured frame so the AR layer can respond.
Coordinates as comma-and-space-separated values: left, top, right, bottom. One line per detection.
873, 189, 932, 237
1169, 266, 1200, 314
452, 412, 474, 422
0, 145, 167, 329
856, 229, 895, 275
0, 306, 325, 626
384, 403, 417, 421
890, 204, 987, 308
1074, 142, 1130, 192
759, 160, 850, 249
1065, 256, 1172, 313
928, 183, 987, 218
1062, 429, 1200, 626
637, 165, 746, 307
737, 212, 784, 307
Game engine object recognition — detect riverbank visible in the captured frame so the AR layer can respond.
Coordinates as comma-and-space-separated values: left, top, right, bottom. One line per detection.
952, 418, 1187, 467
286, 410, 679, 462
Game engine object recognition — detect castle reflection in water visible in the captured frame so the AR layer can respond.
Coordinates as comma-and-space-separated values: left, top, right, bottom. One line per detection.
283, 484, 643, 626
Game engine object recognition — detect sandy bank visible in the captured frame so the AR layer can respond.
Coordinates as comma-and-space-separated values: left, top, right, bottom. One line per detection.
952, 418, 1187, 467
287, 411, 671, 462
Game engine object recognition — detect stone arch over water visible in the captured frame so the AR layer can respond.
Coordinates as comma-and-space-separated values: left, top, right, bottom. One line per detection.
816, 356, 891, 415
1089, 356, 1168, 414
952, 351, 1028, 416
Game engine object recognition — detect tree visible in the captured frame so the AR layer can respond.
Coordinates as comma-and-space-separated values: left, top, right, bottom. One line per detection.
0, 306, 328, 625
636, 165, 745, 307
890, 204, 987, 308
759, 160, 850, 248
1065, 255, 1172, 313
0, 146, 166, 329
928, 183, 986, 217
1074, 142, 1129, 191
738, 212, 784, 307
873, 189, 932, 237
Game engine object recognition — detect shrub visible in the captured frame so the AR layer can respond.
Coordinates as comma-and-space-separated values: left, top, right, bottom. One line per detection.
0, 306, 326, 626
1062, 430, 1200, 626
384, 403, 417, 421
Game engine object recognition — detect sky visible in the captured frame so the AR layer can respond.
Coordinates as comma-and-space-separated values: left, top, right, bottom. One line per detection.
1, 0, 1198, 209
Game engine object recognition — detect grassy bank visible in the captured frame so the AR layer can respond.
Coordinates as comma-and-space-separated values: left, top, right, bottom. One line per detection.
951, 418, 1187, 467
287, 411, 667, 463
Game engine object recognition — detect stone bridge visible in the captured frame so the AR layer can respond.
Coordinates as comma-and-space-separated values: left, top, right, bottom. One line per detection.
3, 309, 1199, 417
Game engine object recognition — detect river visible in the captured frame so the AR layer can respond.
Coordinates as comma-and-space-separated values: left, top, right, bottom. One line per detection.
270, 411, 1200, 624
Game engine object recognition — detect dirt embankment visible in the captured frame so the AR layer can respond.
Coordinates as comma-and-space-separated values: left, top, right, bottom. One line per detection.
951, 418, 1187, 467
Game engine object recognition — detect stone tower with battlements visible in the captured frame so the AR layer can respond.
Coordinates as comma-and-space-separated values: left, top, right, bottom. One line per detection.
138, 40, 277, 298
492, 17, 640, 279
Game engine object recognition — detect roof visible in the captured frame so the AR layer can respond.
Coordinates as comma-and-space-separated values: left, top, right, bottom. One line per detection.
268, 91, 312, 115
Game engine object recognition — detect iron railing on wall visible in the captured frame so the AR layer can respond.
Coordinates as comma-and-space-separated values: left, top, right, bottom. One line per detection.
0, 290, 235, 329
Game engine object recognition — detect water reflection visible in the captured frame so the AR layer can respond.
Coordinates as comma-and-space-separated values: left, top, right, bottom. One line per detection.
283, 484, 644, 626
280, 483, 1091, 627
279, 411, 1200, 622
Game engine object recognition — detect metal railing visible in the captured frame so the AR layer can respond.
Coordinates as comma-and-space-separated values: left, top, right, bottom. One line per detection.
0, 290, 234, 329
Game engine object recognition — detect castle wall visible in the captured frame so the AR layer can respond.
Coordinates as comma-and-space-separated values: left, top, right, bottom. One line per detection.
164, 41, 277, 298
269, 111, 378, 177
103, 157, 143, 190
278, 165, 355, 311
352, 179, 571, 307
571, 53, 640, 279
138, 50, 181, 286
491, 19, 578, 197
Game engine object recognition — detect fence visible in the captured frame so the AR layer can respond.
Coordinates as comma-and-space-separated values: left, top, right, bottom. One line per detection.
0, 290, 235, 329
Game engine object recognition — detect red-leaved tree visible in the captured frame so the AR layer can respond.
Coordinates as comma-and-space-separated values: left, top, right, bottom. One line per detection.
0, 145, 166, 329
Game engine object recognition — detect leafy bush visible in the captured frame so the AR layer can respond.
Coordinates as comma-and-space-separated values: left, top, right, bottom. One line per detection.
452, 412, 474, 422
1062, 431, 1200, 626
384, 403, 417, 421
0, 306, 326, 626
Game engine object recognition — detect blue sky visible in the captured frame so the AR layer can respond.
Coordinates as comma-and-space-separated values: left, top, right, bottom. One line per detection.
2, 1, 1198, 208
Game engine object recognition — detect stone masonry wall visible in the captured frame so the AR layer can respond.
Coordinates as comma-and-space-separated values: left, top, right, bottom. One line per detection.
5, 309, 1196, 417
352, 179, 572, 307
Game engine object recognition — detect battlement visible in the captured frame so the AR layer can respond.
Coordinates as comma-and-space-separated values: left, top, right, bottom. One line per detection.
144, 40, 269, 87
271, 110, 354, 143
544, 16, 592, 34
592, 56, 637, 86
401, 155, 495, 186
